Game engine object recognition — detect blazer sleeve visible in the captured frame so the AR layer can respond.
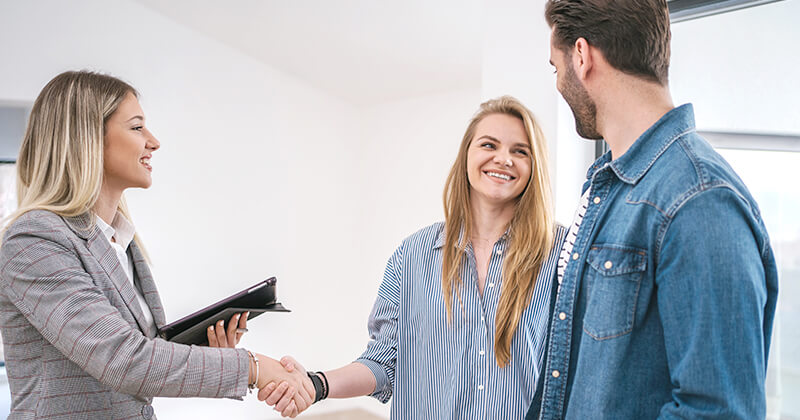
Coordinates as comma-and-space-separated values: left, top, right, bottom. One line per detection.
0, 213, 250, 399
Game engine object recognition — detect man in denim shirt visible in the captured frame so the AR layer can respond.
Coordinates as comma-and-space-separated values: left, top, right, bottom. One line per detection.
527, 0, 779, 419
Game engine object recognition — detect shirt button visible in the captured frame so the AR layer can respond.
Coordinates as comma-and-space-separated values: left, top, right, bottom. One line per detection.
481, 316, 485, 322
593, 196, 601, 204
604, 260, 613, 269
558, 312, 566, 320
488, 283, 495, 288
572, 252, 579, 260
496, 249, 502, 255
479, 350, 485, 356
478, 384, 485, 390
552, 370, 560, 378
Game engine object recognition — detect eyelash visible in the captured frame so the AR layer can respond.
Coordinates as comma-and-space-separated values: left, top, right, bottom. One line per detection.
480, 143, 528, 156
132, 126, 143, 131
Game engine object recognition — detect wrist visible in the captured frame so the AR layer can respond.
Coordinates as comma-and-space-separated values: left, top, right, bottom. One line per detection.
307, 371, 329, 403
247, 351, 259, 391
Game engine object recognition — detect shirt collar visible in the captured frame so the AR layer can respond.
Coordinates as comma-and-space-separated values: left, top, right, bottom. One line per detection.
95, 212, 136, 250
433, 224, 511, 250
589, 103, 697, 185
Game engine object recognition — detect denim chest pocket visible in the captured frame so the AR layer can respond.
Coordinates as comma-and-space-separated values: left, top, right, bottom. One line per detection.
582, 245, 647, 340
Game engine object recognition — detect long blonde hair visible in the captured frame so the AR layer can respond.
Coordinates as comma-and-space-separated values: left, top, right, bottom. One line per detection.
4, 71, 146, 253
442, 95, 554, 367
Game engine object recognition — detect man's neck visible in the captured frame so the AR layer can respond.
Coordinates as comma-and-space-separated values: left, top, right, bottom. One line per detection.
596, 77, 675, 160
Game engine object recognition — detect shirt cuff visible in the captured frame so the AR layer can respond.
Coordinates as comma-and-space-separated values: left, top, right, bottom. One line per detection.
355, 358, 392, 403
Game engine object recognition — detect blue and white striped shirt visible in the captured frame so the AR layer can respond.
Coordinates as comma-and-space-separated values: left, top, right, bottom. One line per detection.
356, 222, 567, 419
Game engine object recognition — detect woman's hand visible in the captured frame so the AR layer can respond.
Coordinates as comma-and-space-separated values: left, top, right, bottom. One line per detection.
257, 355, 314, 418
206, 311, 249, 348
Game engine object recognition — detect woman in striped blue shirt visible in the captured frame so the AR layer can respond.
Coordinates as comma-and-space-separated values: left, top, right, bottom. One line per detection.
263, 96, 567, 419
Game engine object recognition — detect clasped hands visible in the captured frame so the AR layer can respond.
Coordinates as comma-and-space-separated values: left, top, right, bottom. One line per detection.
206, 313, 314, 418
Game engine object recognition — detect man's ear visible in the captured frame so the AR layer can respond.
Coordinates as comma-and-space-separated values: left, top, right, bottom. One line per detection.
572, 37, 593, 80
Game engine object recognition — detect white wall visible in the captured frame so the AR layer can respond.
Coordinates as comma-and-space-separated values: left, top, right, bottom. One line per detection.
481, 0, 596, 225
0, 1, 371, 418
0, 1, 483, 418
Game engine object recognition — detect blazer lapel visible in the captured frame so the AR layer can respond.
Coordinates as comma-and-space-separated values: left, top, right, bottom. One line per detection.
129, 242, 166, 331
64, 213, 154, 337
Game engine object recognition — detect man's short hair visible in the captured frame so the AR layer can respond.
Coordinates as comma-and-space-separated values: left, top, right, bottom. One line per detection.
545, 0, 671, 85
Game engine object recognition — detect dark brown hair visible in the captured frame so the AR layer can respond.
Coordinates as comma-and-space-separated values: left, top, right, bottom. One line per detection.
545, 0, 671, 85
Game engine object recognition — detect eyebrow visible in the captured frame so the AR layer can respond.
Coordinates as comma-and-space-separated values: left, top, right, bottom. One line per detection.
476, 135, 531, 149
126, 115, 144, 122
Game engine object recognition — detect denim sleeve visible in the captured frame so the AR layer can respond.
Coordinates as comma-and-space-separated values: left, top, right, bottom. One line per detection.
655, 187, 769, 419
355, 245, 403, 404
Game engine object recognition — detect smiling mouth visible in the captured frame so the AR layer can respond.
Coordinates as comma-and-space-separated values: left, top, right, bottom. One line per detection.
140, 157, 152, 170
485, 171, 514, 181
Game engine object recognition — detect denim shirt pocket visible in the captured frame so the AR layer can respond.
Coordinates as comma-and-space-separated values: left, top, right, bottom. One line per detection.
582, 244, 647, 340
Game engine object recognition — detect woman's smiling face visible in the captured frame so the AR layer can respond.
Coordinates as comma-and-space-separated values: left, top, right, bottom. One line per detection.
102, 92, 160, 193
466, 113, 532, 208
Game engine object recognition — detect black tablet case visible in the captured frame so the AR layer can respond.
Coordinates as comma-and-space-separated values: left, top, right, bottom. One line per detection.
158, 277, 290, 345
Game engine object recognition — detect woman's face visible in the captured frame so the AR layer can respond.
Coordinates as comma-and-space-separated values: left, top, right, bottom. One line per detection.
466, 113, 532, 208
103, 92, 160, 193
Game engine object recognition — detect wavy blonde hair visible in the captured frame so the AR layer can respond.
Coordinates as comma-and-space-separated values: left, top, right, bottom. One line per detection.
4, 71, 146, 254
442, 95, 554, 367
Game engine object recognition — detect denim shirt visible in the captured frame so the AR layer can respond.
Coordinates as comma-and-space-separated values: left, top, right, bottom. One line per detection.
528, 104, 779, 419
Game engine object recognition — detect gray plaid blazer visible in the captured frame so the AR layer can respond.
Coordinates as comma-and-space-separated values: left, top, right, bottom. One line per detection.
0, 210, 250, 419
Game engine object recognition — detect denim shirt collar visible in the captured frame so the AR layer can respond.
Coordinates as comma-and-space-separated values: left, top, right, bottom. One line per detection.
587, 103, 697, 185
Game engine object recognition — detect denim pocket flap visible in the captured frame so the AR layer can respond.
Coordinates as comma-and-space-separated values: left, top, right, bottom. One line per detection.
586, 245, 646, 276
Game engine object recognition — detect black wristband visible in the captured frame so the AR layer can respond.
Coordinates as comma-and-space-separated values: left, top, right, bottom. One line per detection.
307, 372, 325, 403
317, 371, 330, 400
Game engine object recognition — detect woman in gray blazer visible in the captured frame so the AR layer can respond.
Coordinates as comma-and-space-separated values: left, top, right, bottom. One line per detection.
0, 71, 312, 419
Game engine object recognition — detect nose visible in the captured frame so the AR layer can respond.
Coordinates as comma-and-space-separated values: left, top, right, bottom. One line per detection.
145, 129, 160, 151
493, 148, 513, 166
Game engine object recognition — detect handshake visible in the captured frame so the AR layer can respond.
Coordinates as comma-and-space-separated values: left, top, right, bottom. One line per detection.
251, 354, 317, 418
207, 313, 320, 417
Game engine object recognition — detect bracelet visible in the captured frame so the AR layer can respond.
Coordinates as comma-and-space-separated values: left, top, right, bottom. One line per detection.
247, 351, 259, 393
307, 372, 324, 403
317, 371, 330, 400
307, 371, 329, 403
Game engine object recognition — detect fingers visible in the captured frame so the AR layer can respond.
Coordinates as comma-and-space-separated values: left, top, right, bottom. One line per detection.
273, 386, 297, 414
257, 382, 276, 402
280, 356, 296, 372
226, 313, 240, 346
236, 311, 249, 344
281, 400, 298, 418
295, 375, 314, 410
214, 319, 227, 346
207, 324, 219, 347
264, 381, 292, 406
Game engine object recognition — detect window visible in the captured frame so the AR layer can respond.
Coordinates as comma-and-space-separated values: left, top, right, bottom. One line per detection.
713, 140, 800, 419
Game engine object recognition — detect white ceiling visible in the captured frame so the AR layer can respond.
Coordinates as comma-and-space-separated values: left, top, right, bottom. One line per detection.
134, 0, 483, 105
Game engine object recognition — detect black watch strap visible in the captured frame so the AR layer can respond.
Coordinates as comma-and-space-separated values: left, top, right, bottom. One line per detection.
307, 372, 325, 403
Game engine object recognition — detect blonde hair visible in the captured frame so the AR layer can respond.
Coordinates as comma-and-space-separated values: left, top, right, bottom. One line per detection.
442, 95, 554, 367
4, 71, 146, 253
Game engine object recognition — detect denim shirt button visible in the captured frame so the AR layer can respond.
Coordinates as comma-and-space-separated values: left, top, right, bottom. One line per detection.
593, 196, 601, 204
604, 260, 613, 269
572, 252, 580, 260
559, 312, 567, 320
552, 370, 560, 378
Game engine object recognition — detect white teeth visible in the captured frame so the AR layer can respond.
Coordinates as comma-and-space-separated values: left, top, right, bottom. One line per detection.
487, 171, 511, 181
140, 158, 150, 165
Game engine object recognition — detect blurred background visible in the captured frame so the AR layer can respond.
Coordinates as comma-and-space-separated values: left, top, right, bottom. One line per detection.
1, 0, 798, 418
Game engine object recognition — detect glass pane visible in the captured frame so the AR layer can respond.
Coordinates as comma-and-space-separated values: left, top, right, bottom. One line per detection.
717, 148, 800, 420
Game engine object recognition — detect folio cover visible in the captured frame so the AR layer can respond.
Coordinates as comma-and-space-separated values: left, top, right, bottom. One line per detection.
158, 277, 290, 345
